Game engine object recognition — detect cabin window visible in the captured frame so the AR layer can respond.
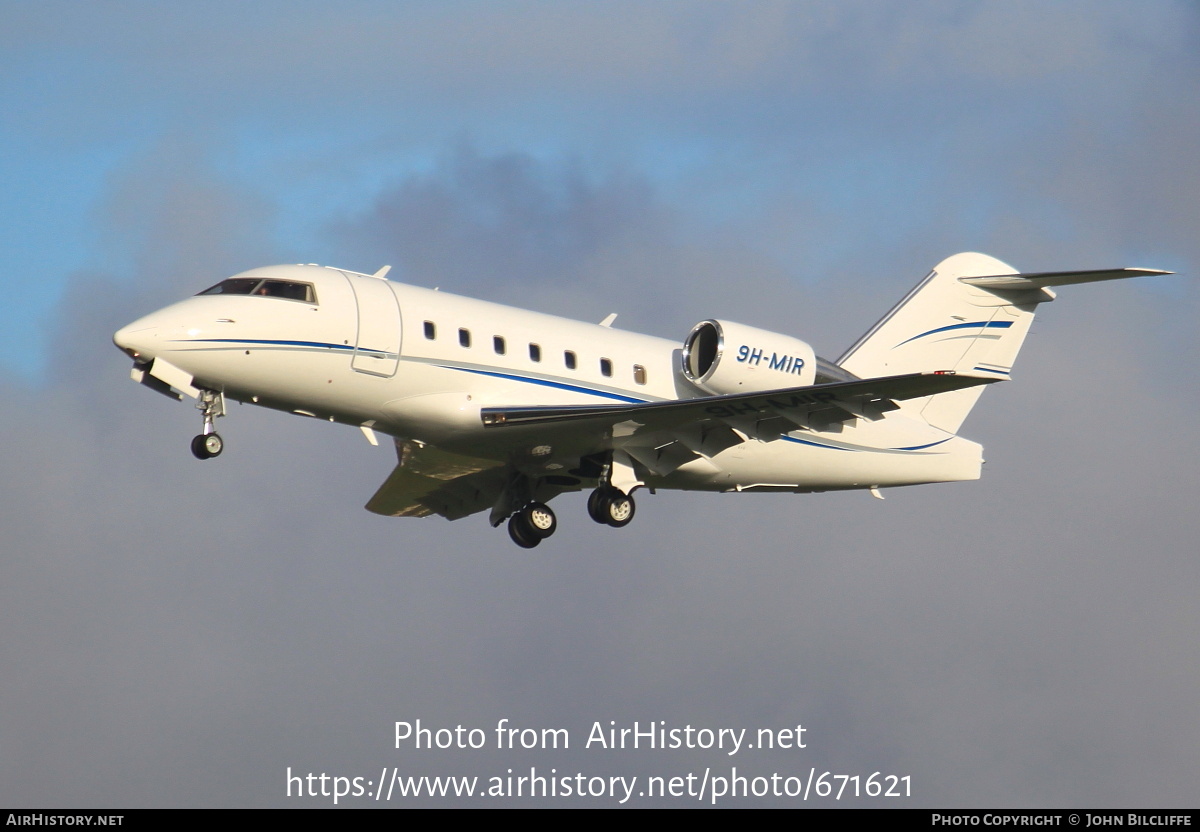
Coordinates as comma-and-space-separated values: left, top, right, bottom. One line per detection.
529, 343, 541, 362
600, 358, 613, 377
424, 321, 436, 340
564, 350, 577, 370
633, 364, 647, 385
198, 278, 316, 304
493, 336, 506, 355
459, 328, 471, 348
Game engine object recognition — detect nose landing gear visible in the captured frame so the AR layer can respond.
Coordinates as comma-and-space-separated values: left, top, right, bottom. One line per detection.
191, 389, 226, 460
191, 432, 224, 459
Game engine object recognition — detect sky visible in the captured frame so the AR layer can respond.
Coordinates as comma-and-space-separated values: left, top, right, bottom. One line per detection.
2, 0, 1198, 808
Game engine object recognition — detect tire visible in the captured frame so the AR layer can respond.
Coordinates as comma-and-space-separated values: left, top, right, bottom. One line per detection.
191, 432, 224, 460
587, 489, 608, 524
191, 434, 211, 460
603, 491, 635, 528
522, 503, 557, 539
202, 433, 223, 458
507, 514, 541, 548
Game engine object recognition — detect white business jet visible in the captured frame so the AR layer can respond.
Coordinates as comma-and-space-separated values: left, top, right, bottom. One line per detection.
113, 252, 1167, 547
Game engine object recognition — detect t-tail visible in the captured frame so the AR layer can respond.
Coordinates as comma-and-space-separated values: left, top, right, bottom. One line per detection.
837, 252, 1169, 433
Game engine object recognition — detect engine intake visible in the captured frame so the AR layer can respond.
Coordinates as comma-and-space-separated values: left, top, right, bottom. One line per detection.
681, 320, 816, 395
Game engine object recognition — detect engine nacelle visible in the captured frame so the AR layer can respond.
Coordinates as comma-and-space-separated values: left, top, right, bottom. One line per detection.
681, 319, 816, 395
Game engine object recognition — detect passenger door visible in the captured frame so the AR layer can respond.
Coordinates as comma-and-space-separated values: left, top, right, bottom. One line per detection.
348, 274, 402, 377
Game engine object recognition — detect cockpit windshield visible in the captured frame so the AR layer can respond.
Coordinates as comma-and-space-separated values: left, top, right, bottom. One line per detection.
198, 278, 316, 304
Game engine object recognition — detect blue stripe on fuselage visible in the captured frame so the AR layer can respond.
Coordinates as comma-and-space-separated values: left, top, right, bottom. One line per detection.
442, 365, 649, 404
177, 338, 647, 403
172, 338, 956, 452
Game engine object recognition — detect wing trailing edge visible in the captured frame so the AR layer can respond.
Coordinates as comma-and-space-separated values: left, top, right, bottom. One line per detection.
480, 370, 999, 436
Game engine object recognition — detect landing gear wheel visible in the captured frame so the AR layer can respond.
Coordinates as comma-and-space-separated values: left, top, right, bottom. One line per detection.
587, 489, 607, 524
191, 432, 223, 460
602, 491, 635, 527
589, 488, 635, 528
521, 502, 557, 539
507, 513, 541, 548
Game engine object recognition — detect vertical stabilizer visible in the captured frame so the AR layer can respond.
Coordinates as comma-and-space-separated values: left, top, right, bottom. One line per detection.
837, 253, 1045, 433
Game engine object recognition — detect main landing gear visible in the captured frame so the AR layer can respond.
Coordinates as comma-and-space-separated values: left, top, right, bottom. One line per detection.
505, 488, 637, 548
191, 389, 226, 460
498, 453, 641, 548
507, 502, 557, 548
587, 487, 636, 527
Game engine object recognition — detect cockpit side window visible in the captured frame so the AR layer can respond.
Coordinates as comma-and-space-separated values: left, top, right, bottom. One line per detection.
198, 278, 317, 304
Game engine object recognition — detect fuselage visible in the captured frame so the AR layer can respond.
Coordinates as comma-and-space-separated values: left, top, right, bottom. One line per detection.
113, 264, 983, 493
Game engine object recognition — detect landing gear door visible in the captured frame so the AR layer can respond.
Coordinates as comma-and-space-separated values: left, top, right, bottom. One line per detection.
349, 275, 402, 377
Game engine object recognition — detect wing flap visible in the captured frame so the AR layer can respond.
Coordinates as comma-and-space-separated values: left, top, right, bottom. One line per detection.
673, 422, 745, 458
623, 439, 710, 476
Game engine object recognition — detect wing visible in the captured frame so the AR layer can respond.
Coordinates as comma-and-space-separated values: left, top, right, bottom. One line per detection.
365, 440, 506, 521
480, 371, 1000, 476
482, 370, 997, 432
370, 372, 998, 515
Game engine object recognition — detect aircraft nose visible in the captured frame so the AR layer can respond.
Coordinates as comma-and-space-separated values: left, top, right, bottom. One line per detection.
113, 322, 158, 361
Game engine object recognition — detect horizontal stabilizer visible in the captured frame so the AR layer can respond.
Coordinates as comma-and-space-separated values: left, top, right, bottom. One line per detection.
365, 440, 504, 520
365, 465, 502, 520
961, 268, 1170, 291
365, 439, 585, 522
